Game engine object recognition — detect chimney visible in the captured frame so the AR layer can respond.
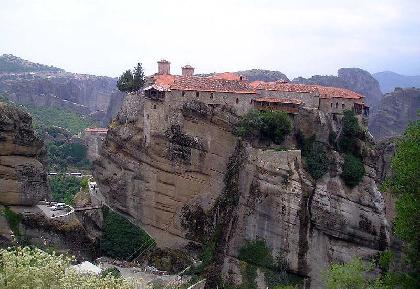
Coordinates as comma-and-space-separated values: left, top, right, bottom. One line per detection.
182, 65, 194, 77
157, 59, 170, 75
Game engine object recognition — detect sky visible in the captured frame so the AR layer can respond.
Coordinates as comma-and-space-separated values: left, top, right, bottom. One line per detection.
1, 0, 419, 78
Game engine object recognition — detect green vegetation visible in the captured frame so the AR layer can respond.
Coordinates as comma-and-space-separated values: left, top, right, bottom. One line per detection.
296, 131, 329, 180
117, 62, 145, 92
336, 110, 365, 187
101, 267, 122, 278
1, 207, 22, 239
338, 110, 363, 155
341, 154, 365, 188
0, 54, 63, 73
23, 104, 97, 135
237, 239, 302, 289
382, 120, 420, 288
49, 175, 85, 205
323, 258, 387, 289
48, 140, 90, 172
101, 206, 155, 260
0, 247, 134, 289
235, 110, 292, 144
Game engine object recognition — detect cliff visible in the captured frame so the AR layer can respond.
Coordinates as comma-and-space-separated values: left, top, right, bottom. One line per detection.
94, 93, 390, 288
0, 101, 50, 206
293, 68, 383, 109
0, 54, 125, 125
369, 88, 420, 140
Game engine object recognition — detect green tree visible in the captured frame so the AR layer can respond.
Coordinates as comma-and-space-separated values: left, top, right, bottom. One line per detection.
132, 62, 145, 91
341, 154, 365, 188
338, 110, 362, 155
383, 120, 420, 288
117, 70, 134, 92
0, 247, 135, 289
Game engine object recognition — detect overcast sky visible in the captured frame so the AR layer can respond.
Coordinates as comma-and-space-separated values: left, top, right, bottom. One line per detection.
1, 0, 419, 78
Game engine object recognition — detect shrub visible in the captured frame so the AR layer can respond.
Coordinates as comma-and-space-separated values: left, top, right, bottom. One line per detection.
101, 267, 121, 278
49, 175, 82, 205
0, 247, 134, 289
296, 132, 329, 180
2, 206, 22, 238
238, 239, 273, 268
341, 154, 365, 188
338, 110, 362, 155
235, 110, 292, 144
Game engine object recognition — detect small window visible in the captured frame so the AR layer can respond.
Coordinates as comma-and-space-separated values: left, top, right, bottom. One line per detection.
335, 102, 338, 108
342, 103, 345, 109
196, 91, 199, 98
210, 93, 214, 99
330, 103, 333, 108
146, 114, 149, 119
182, 91, 185, 97
236, 98, 239, 104
153, 104, 157, 109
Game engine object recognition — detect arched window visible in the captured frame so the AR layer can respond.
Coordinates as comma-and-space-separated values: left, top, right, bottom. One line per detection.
236, 98, 239, 104
342, 103, 345, 109
182, 91, 185, 97
153, 104, 157, 109
330, 103, 333, 108
336, 102, 338, 108
196, 91, 199, 98
146, 114, 149, 119
210, 93, 214, 99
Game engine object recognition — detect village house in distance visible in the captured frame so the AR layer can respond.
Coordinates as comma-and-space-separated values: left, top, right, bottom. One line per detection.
144, 59, 369, 118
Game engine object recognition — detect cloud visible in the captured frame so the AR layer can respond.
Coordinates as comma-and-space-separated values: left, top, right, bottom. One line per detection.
0, 0, 419, 77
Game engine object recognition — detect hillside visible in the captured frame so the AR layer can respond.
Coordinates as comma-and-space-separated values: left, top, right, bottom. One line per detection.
0, 54, 64, 73
373, 71, 420, 93
369, 87, 420, 140
235, 69, 289, 82
0, 54, 125, 125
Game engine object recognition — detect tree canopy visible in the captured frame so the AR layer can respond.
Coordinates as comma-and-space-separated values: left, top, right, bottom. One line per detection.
117, 63, 145, 92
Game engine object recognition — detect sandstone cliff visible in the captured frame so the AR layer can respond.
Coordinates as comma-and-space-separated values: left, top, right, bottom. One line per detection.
369, 88, 420, 140
0, 101, 50, 206
293, 68, 383, 109
0, 54, 125, 125
94, 93, 390, 288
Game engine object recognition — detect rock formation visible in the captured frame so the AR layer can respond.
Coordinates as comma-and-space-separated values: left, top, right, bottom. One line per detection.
0, 101, 50, 206
94, 92, 391, 288
0, 54, 125, 125
369, 88, 420, 140
293, 68, 383, 109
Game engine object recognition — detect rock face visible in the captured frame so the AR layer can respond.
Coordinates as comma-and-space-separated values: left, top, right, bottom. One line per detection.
235, 69, 290, 82
293, 68, 383, 108
373, 71, 420, 93
0, 102, 50, 205
0, 54, 125, 125
369, 88, 420, 140
94, 93, 390, 288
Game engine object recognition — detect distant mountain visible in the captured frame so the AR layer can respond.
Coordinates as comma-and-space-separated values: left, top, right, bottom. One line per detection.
0, 54, 124, 126
369, 87, 420, 140
373, 71, 420, 93
235, 69, 289, 82
0, 54, 64, 73
293, 68, 383, 108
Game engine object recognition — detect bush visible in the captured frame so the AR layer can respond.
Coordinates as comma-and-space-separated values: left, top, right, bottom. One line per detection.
296, 132, 329, 180
0, 247, 134, 289
101, 207, 155, 260
235, 110, 292, 144
341, 154, 365, 188
338, 110, 362, 155
238, 239, 273, 268
101, 267, 121, 278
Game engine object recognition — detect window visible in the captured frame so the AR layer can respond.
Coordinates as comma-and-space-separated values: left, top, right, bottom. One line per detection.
210, 93, 214, 99
330, 103, 333, 108
153, 104, 157, 109
236, 98, 239, 104
182, 91, 185, 97
342, 103, 345, 109
336, 102, 338, 108
146, 114, 149, 119
196, 91, 199, 98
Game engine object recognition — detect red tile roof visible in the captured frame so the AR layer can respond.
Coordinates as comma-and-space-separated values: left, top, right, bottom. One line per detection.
254, 97, 303, 105
151, 74, 364, 99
